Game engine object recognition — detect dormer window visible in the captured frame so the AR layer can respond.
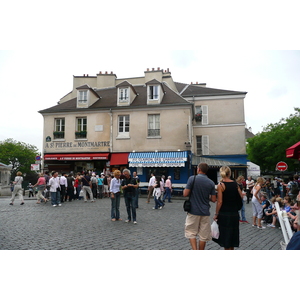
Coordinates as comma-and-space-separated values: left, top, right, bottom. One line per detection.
78, 90, 88, 103
148, 85, 159, 100
119, 88, 129, 102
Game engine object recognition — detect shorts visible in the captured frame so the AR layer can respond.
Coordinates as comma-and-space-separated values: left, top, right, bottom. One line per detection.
185, 214, 212, 242
103, 185, 109, 193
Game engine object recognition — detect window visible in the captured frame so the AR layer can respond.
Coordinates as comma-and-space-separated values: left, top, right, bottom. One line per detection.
195, 105, 208, 125
196, 135, 209, 155
78, 90, 88, 103
119, 88, 129, 102
54, 118, 65, 139
148, 85, 159, 100
148, 114, 160, 137
118, 115, 130, 136
76, 117, 87, 138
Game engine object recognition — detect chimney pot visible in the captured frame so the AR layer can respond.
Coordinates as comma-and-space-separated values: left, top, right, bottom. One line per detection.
152, 68, 155, 71
147, 68, 149, 71
158, 67, 160, 70
105, 71, 108, 74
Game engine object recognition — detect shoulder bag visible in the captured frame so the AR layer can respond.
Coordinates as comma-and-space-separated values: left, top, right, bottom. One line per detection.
183, 175, 196, 212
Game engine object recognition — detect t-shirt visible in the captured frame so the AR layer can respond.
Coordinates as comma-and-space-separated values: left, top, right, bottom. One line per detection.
185, 174, 216, 216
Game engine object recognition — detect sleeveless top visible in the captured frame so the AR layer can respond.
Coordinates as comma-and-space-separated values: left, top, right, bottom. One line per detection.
219, 181, 241, 213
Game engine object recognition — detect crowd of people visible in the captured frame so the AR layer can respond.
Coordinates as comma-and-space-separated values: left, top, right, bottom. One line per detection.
183, 164, 300, 250
8, 169, 174, 225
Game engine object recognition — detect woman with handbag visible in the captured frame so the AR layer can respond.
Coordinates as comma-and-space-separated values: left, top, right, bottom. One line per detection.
109, 170, 122, 221
213, 166, 243, 250
9, 171, 24, 205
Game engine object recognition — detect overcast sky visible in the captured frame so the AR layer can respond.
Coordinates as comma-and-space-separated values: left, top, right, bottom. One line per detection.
1, 1, 299, 154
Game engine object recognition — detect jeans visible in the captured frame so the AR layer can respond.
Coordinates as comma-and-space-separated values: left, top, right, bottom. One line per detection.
111, 192, 121, 219
163, 187, 171, 202
154, 196, 164, 209
51, 191, 61, 206
239, 201, 246, 221
124, 192, 136, 222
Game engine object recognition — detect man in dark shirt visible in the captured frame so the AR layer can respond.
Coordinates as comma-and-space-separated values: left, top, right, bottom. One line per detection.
121, 169, 138, 224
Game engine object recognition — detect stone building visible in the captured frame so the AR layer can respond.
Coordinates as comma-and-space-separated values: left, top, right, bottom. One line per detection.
0, 162, 12, 196
39, 68, 248, 186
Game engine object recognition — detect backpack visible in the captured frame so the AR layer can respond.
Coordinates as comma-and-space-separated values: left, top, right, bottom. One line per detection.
290, 181, 299, 195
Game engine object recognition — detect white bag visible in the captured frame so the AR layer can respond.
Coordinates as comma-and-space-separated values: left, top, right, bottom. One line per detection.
211, 221, 219, 239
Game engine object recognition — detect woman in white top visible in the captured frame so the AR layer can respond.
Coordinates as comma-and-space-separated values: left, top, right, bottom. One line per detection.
252, 177, 266, 229
9, 171, 24, 205
109, 170, 122, 221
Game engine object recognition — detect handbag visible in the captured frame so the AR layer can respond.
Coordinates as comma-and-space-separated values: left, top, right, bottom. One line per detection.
183, 175, 196, 212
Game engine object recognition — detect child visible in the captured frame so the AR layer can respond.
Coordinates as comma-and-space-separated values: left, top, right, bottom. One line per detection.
261, 193, 270, 223
283, 196, 292, 213
152, 176, 164, 210
266, 197, 283, 228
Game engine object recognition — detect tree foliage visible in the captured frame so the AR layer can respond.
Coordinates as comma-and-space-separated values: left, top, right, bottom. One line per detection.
0, 138, 39, 178
247, 108, 300, 172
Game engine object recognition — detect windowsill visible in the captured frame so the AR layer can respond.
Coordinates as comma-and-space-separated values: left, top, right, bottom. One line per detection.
116, 136, 130, 140
74, 138, 88, 141
147, 136, 161, 139
53, 138, 65, 142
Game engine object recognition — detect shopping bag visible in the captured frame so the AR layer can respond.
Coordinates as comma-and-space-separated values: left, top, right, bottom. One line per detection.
211, 221, 219, 239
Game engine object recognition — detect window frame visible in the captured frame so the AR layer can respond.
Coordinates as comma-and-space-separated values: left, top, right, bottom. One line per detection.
117, 115, 130, 138
196, 135, 209, 156
148, 114, 160, 137
148, 85, 159, 101
78, 90, 88, 103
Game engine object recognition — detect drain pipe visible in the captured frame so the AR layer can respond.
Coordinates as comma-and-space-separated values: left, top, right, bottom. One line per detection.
110, 108, 113, 153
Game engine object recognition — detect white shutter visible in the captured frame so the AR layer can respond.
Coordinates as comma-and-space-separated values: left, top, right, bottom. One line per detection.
202, 135, 209, 155
202, 105, 208, 125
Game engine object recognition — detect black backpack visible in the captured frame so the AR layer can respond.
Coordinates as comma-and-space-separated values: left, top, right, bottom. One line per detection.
290, 181, 299, 195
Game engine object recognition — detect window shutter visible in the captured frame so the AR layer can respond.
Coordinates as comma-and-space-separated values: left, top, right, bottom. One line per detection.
202, 135, 209, 155
202, 105, 208, 125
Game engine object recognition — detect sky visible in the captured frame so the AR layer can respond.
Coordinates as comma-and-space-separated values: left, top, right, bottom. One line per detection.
0, 1, 300, 156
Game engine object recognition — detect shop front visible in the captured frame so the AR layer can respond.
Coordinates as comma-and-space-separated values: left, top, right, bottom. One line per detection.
128, 151, 190, 192
44, 153, 109, 174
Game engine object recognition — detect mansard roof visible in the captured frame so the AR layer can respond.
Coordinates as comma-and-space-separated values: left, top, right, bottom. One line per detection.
174, 82, 247, 97
39, 82, 191, 114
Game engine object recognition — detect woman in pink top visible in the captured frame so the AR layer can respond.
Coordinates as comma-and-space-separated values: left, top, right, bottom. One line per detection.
163, 176, 172, 203
33, 173, 48, 204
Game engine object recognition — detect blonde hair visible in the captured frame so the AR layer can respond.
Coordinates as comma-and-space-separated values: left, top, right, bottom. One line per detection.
256, 177, 265, 185
113, 170, 121, 177
16, 171, 22, 176
220, 166, 231, 179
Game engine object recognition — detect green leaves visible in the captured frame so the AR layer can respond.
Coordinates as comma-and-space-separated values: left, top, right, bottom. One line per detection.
0, 138, 39, 177
247, 108, 300, 172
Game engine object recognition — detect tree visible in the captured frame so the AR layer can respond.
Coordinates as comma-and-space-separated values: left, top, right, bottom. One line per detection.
247, 108, 300, 173
0, 138, 39, 178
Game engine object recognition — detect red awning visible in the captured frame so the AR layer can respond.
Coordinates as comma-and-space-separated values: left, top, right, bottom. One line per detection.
44, 153, 109, 161
110, 153, 129, 165
286, 142, 300, 159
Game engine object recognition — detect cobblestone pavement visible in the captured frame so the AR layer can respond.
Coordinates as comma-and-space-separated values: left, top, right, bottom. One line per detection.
0, 195, 284, 250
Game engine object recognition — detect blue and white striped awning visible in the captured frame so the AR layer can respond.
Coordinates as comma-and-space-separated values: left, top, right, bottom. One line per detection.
128, 151, 188, 167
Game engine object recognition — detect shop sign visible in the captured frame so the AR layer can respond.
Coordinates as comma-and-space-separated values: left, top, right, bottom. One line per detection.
45, 140, 110, 149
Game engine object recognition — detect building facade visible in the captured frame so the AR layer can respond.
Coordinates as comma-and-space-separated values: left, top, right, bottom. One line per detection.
39, 68, 248, 186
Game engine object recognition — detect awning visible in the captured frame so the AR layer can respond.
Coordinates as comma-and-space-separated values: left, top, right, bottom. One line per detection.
286, 142, 300, 159
44, 153, 109, 161
110, 153, 129, 165
128, 151, 187, 167
192, 156, 247, 167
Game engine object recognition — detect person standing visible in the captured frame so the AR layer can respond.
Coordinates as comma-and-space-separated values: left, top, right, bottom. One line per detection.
59, 173, 68, 203
9, 171, 24, 205
91, 173, 98, 199
251, 177, 266, 229
28, 183, 34, 198
183, 163, 217, 250
213, 166, 243, 250
163, 176, 172, 203
109, 170, 122, 221
132, 171, 140, 208
152, 176, 165, 210
66, 173, 75, 201
97, 174, 104, 199
81, 171, 95, 202
49, 171, 61, 207
121, 169, 138, 224
246, 176, 254, 204
236, 176, 248, 223
147, 173, 156, 203
32, 173, 47, 204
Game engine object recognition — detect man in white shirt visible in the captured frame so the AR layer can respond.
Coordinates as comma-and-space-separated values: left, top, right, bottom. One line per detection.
49, 171, 62, 207
147, 173, 156, 203
59, 173, 68, 202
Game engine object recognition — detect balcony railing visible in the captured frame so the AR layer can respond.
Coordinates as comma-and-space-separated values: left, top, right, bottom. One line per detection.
148, 129, 160, 137
53, 131, 65, 139
75, 131, 87, 139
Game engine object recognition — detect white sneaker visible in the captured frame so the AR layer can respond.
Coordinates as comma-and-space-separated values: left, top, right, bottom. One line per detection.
58, 204, 62, 207
257, 226, 266, 229
133, 221, 137, 225
53, 205, 57, 207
